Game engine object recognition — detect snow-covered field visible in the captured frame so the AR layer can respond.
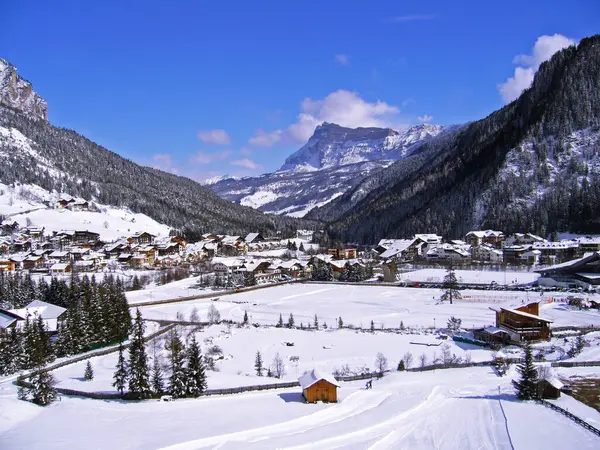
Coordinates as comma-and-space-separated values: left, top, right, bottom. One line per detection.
126, 275, 215, 304
2, 283, 600, 449
2, 366, 599, 449
137, 283, 600, 329
400, 268, 540, 285
0, 181, 171, 241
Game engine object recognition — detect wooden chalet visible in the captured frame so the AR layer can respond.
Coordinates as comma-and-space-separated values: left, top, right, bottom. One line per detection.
536, 374, 563, 399
128, 232, 156, 245
298, 369, 339, 403
492, 302, 552, 342
9, 300, 67, 334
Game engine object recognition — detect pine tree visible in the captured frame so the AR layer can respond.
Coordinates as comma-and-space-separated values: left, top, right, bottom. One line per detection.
166, 328, 186, 398
313, 314, 319, 329
113, 342, 128, 395
287, 313, 295, 329
397, 360, 405, 371
185, 335, 207, 397
29, 369, 57, 406
127, 309, 151, 398
84, 360, 94, 381
243, 310, 249, 325
338, 317, 343, 328
370, 320, 375, 332
399, 320, 405, 331
442, 262, 462, 305
512, 342, 539, 400
151, 354, 165, 396
255, 351, 263, 376
276, 313, 283, 328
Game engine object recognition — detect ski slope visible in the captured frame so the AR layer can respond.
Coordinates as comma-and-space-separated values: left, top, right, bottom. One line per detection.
2, 367, 598, 449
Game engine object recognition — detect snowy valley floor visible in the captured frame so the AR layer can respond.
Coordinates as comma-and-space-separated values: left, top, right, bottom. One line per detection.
2, 282, 600, 449
2, 367, 600, 449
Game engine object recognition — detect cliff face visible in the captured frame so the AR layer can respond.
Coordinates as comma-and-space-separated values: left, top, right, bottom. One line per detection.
0, 58, 48, 121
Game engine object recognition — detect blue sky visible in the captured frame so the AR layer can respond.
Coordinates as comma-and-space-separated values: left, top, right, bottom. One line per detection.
2, 0, 598, 181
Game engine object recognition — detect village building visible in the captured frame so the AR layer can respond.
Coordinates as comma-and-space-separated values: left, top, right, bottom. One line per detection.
465, 230, 505, 248
503, 245, 541, 265
490, 302, 552, 342
327, 247, 357, 260
128, 231, 156, 245
245, 233, 264, 244
298, 369, 339, 403
502, 233, 545, 248
0, 308, 24, 338
532, 240, 579, 265
377, 238, 425, 262
471, 244, 503, 263
50, 263, 72, 275
535, 252, 600, 289
426, 244, 470, 261
9, 300, 67, 334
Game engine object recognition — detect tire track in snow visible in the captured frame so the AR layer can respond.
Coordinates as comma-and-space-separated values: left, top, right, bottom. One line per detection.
157, 390, 390, 450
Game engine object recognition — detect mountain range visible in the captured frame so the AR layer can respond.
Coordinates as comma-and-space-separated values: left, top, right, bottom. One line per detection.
0, 60, 315, 239
208, 123, 445, 217
1, 34, 599, 245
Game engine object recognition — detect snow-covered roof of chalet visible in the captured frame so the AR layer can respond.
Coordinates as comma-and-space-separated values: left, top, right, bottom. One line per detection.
10, 300, 67, 321
244, 260, 271, 272
70, 248, 91, 255
379, 239, 418, 259
0, 308, 24, 329
533, 240, 579, 250
536, 366, 564, 390
58, 193, 74, 202
329, 260, 348, 269
221, 235, 242, 245
50, 263, 70, 270
74, 260, 94, 267
310, 254, 333, 264
577, 236, 600, 245
491, 306, 553, 323
476, 244, 503, 254
212, 257, 245, 268
298, 369, 339, 390
466, 230, 504, 238
245, 233, 262, 243
131, 231, 156, 238
414, 234, 443, 243
534, 252, 600, 274
49, 250, 69, 258
138, 245, 157, 252
276, 259, 306, 269
10, 252, 30, 262
25, 255, 43, 261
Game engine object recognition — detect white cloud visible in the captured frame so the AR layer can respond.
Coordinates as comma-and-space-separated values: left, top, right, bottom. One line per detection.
240, 147, 252, 156
151, 153, 178, 174
248, 129, 283, 147
385, 14, 434, 23
249, 90, 400, 146
197, 129, 231, 145
498, 34, 575, 103
231, 158, 262, 170
417, 114, 433, 123
334, 54, 349, 65
191, 150, 231, 164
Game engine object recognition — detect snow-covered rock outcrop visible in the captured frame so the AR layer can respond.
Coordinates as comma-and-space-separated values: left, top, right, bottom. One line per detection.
0, 58, 48, 121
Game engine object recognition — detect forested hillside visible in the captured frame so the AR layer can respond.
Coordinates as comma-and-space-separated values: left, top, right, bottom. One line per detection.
0, 106, 317, 238
318, 35, 600, 243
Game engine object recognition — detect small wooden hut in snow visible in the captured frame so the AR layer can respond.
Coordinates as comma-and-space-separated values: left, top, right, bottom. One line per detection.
298, 369, 339, 403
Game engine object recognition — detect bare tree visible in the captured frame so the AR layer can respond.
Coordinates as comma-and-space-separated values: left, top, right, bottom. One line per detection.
419, 353, 428, 368
207, 304, 221, 324
375, 352, 388, 374
402, 352, 414, 369
271, 352, 285, 379
538, 365, 552, 381
189, 306, 200, 323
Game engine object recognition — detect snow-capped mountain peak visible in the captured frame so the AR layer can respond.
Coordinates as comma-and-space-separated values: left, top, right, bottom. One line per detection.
279, 122, 443, 172
0, 58, 48, 121
208, 122, 445, 217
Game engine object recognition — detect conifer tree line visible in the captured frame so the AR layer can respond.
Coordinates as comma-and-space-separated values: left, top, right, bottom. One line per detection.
114, 312, 207, 399
0, 274, 131, 376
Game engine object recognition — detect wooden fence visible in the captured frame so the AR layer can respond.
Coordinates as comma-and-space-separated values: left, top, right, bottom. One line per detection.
129, 279, 299, 308
538, 399, 600, 437
13, 324, 177, 381
20, 371, 384, 401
